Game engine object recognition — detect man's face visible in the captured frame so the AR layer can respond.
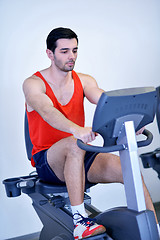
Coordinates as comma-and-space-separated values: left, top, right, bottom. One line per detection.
53, 38, 78, 72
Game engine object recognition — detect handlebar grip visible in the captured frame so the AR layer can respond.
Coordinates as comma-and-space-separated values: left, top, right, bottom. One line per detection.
137, 129, 153, 147
77, 140, 125, 153
77, 129, 153, 152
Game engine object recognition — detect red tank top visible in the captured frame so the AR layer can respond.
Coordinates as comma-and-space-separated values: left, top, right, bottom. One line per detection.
26, 70, 85, 167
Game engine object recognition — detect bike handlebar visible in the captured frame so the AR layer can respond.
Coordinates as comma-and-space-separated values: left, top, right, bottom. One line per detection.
77, 129, 153, 153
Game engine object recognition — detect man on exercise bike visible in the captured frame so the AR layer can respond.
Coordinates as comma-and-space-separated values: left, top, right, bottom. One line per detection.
23, 27, 159, 239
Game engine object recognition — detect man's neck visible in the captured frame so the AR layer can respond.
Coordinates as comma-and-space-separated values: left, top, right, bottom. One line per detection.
41, 66, 73, 87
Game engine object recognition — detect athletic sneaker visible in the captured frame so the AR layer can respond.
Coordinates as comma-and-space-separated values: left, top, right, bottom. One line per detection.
73, 213, 106, 239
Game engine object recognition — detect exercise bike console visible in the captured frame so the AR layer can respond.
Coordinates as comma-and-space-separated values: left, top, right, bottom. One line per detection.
78, 87, 156, 152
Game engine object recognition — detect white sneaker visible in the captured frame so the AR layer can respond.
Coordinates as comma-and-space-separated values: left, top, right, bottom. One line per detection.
73, 213, 106, 239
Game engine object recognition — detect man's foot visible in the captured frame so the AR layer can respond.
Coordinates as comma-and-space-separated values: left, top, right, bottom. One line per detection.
73, 213, 106, 239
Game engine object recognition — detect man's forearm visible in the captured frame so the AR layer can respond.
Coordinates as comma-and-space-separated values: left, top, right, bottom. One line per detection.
43, 106, 79, 135
42, 106, 95, 143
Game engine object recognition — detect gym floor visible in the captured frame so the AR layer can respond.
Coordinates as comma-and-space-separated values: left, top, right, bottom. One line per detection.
6, 202, 160, 240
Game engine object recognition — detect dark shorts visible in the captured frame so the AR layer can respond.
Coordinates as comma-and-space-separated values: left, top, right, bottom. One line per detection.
33, 150, 99, 185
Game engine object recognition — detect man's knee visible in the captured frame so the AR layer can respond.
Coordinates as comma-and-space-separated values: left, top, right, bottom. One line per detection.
65, 137, 85, 158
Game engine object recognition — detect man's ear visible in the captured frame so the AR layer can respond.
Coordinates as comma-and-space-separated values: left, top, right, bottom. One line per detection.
46, 49, 54, 60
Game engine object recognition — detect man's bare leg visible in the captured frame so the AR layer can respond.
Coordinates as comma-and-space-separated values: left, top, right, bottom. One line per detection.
87, 153, 159, 224
142, 176, 158, 223
47, 136, 85, 206
47, 136, 106, 239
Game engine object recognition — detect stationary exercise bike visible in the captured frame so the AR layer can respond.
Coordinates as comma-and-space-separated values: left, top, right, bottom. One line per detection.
3, 87, 159, 240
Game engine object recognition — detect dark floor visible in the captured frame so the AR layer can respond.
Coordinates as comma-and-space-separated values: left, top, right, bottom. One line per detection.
6, 202, 160, 240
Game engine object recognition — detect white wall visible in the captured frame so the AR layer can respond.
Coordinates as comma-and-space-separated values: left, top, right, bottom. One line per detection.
1, 0, 160, 239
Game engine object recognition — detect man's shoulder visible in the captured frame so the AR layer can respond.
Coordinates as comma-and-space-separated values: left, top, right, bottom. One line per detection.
76, 72, 94, 80
76, 72, 97, 87
77, 73, 96, 84
23, 73, 45, 93
26, 73, 41, 81
24, 73, 43, 85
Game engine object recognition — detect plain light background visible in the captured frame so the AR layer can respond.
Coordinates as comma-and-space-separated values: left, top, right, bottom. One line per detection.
1, 0, 160, 239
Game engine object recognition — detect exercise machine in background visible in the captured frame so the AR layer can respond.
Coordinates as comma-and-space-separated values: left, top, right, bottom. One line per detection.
140, 86, 160, 179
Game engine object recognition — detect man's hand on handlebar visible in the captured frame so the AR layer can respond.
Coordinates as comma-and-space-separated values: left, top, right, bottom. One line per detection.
73, 125, 145, 144
73, 126, 97, 143
136, 126, 145, 135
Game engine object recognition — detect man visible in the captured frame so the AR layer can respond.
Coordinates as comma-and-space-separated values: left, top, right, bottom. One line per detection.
23, 27, 159, 239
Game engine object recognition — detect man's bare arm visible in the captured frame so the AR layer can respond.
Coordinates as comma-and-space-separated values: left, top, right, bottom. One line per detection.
23, 76, 95, 143
78, 73, 104, 105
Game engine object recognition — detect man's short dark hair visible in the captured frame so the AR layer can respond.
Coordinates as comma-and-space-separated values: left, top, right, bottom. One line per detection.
46, 27, 78, 53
